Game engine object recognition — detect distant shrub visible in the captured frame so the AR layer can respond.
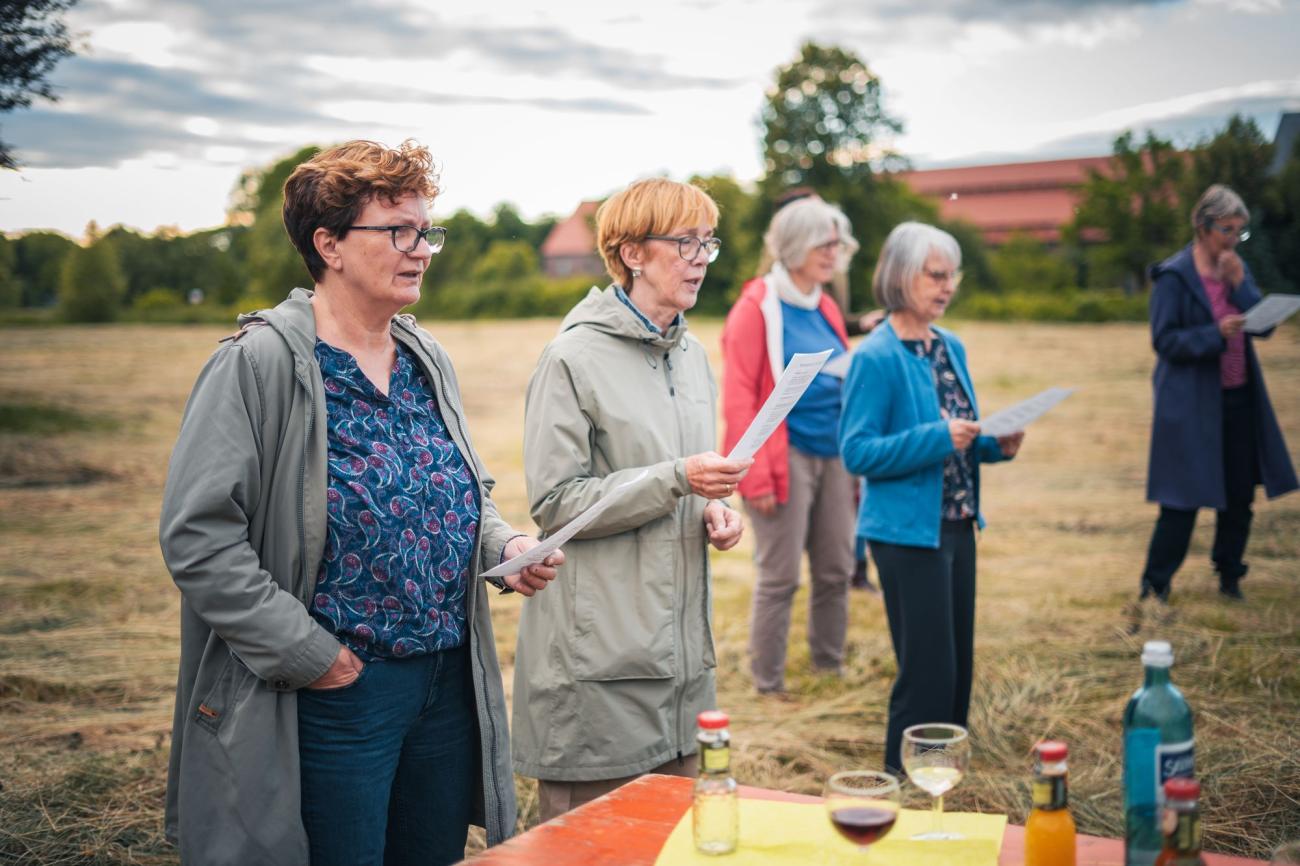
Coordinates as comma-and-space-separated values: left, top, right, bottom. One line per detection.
953, 290, 1148, 322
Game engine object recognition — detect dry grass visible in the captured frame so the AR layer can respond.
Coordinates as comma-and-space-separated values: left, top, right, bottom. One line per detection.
1, 319, 1297, 863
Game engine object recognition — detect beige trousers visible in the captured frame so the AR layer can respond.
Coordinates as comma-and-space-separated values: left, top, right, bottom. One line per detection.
746, 448, 855, 693
537, 753, 699, 822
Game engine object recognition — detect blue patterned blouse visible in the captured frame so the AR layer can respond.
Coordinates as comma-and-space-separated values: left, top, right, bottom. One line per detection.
902, 337, 978, 520
311, 339, 480, 659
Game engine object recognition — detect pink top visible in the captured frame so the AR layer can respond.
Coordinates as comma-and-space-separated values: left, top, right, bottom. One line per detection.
1201, 274, 1247, 389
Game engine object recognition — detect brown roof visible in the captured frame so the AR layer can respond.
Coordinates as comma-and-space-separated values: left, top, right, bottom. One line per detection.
541, 200, 601, 257
895, 156, 1113, 244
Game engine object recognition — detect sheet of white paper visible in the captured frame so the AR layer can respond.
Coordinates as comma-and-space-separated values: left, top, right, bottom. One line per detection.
978, 387, 1076, 438
726, 350, 833, 462
820, 352, 852, 379
1242, 294, 1300, 334
480, 468, 650, 578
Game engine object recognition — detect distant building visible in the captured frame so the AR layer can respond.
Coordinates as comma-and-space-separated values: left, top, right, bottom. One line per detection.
1268, 111, 1299, 176
540, 200, 606, 278
895, 156, 1113, 246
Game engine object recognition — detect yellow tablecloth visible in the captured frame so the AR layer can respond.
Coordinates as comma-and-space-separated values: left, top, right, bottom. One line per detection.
653, 800, 1006, 865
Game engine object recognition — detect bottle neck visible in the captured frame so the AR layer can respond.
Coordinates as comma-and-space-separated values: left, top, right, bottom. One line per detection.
1144, 664, 1171, 686
1163, 804, 1202, 854
1032, 767, 1069, 811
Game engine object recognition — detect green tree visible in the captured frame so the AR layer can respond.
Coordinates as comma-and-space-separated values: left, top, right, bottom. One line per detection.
11, 229, 75, 305
1, 0, 78, 169
59, 232, 125, 322
690, 173, 758, 312
988, 232, 1073, 294
1068, 130, 1186, 292
0, 233, 17, 306
237, 145, 319, 303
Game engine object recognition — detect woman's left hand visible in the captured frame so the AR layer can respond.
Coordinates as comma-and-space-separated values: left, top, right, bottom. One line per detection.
703, 501, 744, 551
997, 430, 1025, 458
502, 535, 564, 597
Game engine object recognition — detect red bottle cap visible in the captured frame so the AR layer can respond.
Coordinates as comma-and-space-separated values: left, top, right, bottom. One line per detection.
1035, 740, 1068, 761
697, 710, 730, 730
1164, 777, 1200, 799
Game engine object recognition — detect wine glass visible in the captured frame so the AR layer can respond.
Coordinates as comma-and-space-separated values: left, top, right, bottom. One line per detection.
901, 723, 970, 840
824, 771, 902, 854
1272, 841, 1300, 865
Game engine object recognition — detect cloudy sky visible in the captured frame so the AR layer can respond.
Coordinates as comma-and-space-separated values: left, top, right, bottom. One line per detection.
2, 0, 1297, 237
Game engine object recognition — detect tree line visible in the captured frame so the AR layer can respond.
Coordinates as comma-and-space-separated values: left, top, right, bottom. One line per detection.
2, 42, 1297, 325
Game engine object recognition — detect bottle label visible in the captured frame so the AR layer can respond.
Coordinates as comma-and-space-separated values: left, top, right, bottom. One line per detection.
1032, 776, 1068, 810
703, 746, 730, 773
1124, 728, 1161, 808
1154, 738, 1194, 805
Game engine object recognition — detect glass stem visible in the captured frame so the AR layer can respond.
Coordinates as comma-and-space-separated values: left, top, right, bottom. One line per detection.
933, 795, 944, 835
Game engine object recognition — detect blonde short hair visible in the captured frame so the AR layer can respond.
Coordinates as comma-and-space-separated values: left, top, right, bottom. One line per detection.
872, 222, 962, 313
595, 178, 720, 288
764, 197, 859, 274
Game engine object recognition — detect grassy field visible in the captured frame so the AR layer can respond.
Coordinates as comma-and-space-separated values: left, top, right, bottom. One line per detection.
1, 318, 1297, 864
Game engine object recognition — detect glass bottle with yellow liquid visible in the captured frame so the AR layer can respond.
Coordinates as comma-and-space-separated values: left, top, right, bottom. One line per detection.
1025, 740, 1077, 866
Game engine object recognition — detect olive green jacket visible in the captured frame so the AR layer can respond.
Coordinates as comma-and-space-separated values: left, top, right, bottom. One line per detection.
512, 286, 720, 781
159, 288, 518, 865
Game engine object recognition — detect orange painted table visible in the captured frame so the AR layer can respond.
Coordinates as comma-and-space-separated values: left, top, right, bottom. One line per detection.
462, 773, 1266, 865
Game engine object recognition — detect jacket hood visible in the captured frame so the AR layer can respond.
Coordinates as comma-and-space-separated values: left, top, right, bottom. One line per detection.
238, 287, 320, 366
560, 285, 688, 350
1149, 244, 1196, 287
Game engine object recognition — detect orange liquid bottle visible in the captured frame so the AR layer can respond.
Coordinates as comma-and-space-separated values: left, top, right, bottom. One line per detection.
1025, 740, 1077, 866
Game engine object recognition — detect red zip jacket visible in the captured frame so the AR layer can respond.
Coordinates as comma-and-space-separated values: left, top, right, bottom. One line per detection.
720, 276, 849, 504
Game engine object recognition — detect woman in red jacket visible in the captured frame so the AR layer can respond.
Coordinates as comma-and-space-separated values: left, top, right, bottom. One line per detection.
721, 197, 859, 696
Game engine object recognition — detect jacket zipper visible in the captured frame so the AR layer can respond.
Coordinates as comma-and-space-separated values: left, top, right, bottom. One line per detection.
400, 324, 506, 843
295, 363, 315, 605
663, 349, 687, 758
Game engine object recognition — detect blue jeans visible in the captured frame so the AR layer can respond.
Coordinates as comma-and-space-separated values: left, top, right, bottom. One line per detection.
298, 644, 477, 866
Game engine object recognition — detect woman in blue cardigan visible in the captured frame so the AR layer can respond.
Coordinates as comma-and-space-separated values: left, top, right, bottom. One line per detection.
1140, 185, 1296, 603
839, 222, 1022, 773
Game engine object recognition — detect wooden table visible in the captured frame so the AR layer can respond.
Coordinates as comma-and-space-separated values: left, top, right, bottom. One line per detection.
462, 773, 1266, 865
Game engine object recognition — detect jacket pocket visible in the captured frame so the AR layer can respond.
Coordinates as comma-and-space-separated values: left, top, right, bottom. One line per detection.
193, 650, 257, 735
572, 527, 676, 681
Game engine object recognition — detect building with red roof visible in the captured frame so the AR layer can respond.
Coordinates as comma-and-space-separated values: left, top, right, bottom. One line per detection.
540, 200, 605, 278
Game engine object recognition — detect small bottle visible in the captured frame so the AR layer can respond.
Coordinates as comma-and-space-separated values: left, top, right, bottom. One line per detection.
1124, 641, 1195, 866
1154, 778, 1206, 866
1025, 740, 1077, 866
693, 710, 738, 855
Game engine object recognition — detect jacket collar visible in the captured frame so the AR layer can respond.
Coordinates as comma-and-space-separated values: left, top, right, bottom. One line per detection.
1153, 245, 1213, 316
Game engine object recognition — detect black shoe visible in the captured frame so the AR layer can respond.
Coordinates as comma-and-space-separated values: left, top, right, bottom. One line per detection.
1219, 584, 1245, 601
850, 560, 879, 594
1139, 580, 1170, 603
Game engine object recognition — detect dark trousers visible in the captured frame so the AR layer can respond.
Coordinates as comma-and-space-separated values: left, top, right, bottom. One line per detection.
1141, 386, 1257, 596
298, 644, 477, 866
872, 519, 977, 774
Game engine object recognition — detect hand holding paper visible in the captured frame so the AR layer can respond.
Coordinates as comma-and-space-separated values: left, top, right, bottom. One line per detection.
481, 469, 650, 579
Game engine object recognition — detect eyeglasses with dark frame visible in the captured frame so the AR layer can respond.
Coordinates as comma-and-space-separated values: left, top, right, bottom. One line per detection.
644, 234, 722, 264
923, 267, 963, 286
1210, 221, 1251, 243
348, 225, 448, 254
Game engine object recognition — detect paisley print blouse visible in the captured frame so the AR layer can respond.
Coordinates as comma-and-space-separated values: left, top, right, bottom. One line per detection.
311, 339, 480, 659
903, 337, 978, 520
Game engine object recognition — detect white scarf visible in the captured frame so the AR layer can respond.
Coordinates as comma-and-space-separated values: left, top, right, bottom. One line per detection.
767, 261, 822, 310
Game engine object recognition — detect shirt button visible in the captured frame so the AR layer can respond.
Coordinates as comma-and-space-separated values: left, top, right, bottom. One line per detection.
274, 679, 290, 690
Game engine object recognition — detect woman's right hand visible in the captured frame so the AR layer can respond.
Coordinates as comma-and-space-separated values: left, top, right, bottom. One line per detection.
948, 419, 981, 451
747, 493, 778, 517
685, 451, 752, 500
1219, 314, 1246, 338
307, 644, 364, 690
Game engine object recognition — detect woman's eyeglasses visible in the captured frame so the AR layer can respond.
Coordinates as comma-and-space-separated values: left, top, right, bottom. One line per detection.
1210, 221, 1251, 242
923, 268, 963, 287
644, 234, 722, 263
349, 225, 448, 253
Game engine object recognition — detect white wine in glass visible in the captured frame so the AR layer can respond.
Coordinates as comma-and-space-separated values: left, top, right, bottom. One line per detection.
902, 723, 970, 840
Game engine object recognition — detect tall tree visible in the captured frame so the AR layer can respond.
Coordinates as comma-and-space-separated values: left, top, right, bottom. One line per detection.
1068, 130, 1186, 292
1, 0, 78, 169
59, 227, 125, 322
235, 145, 319, 303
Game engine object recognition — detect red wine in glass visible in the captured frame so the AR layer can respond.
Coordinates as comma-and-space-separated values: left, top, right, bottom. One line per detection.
830, 806, 898, 846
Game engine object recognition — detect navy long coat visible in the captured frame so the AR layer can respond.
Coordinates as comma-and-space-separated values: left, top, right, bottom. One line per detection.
1146, 245, 1297, 510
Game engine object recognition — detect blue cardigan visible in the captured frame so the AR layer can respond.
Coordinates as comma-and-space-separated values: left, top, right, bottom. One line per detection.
1146, 246, 1296, 509
839, 320, 1010, 549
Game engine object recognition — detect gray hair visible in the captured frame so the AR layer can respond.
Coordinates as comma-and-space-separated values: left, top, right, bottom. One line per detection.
763, 197, 860, 274
1191, 184, 1250, 233
872, 221, 962, 312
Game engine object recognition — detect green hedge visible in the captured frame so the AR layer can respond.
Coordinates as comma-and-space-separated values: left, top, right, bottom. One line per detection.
953, 290, 1149, 323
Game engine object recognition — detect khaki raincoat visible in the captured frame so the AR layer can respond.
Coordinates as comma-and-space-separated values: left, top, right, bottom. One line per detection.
512, 286, 721, 782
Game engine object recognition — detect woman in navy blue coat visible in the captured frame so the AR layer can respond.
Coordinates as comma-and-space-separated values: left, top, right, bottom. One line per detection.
1140, 184, 1297, 602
